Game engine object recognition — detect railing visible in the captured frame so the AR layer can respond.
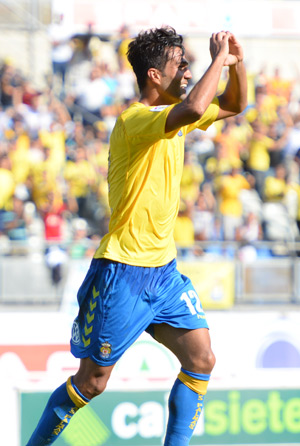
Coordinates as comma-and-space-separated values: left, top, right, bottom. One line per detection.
1, 240, 300, 308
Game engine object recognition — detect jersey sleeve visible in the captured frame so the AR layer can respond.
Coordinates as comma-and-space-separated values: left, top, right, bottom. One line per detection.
122, 98, 219, 150
123, 103, 178, 146
185, 97, 219, 134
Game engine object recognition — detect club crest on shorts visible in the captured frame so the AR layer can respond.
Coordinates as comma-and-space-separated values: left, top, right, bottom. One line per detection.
71, 321, 80, 345
100, 342, 112, 359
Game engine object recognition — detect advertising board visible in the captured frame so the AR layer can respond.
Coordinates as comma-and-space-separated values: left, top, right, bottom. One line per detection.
1, 310, 300, 445
21, 388, 300, 445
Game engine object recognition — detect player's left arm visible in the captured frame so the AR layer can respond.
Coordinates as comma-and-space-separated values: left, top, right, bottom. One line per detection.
216, 33, 248, 120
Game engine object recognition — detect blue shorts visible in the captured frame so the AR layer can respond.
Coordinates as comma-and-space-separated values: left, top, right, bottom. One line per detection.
71, 258, 208, 366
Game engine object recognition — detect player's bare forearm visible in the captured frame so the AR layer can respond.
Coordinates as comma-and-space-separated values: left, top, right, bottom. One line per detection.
217, 59, 247, 119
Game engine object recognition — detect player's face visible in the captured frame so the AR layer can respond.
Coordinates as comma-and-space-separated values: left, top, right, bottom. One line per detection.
159, 47, 192, 103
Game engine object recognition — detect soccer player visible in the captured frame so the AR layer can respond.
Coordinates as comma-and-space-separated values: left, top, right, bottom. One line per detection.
26, 27, 247, 445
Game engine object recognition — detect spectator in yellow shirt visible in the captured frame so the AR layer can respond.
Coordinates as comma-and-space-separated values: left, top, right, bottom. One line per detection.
215, 159, 250, 240
174, 200, 195, 258
245, 119, 278, 197
263, 163, 288, 202
0, 153, 15, 211
180, 151, 204, 203
63, 146, 97, 220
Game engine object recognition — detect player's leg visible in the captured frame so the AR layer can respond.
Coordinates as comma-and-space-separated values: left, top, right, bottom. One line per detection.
26, 259, 159, 445
154, 324, 215, 446
26, 359, 114, 446
155, 323, 215, 374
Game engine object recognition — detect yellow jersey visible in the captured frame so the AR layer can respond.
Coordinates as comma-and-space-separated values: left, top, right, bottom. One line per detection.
94, 99, 219, 266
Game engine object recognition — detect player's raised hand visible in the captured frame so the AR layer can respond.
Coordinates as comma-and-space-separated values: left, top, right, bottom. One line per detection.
210, 31, 243, 66
225, 32, 244, 66
209, 31, 230, 63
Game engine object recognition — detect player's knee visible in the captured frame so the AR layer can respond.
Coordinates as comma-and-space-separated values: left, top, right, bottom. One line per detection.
74, 358, 114, 400
74, 371, 111, 400
192, 348, 216, 374
88, 376, 108, 398
75, 376, 107, 400
205, 349, 216, 372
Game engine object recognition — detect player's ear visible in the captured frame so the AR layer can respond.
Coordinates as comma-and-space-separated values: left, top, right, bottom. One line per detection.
148, 68, 161, 85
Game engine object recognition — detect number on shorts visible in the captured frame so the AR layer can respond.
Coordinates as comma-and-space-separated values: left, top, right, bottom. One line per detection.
180, 290, 202, 315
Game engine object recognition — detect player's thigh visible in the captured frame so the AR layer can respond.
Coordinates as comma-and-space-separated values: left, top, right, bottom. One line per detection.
154, 324, 215, 374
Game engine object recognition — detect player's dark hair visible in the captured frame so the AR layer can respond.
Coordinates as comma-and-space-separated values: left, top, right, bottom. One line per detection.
127, 26, 184, 92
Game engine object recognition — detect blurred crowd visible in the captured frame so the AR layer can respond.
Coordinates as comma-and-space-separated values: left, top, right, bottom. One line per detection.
1, 22, 300, 276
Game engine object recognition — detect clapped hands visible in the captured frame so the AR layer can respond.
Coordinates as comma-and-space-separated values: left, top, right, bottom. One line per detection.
210, 31, 244, 66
